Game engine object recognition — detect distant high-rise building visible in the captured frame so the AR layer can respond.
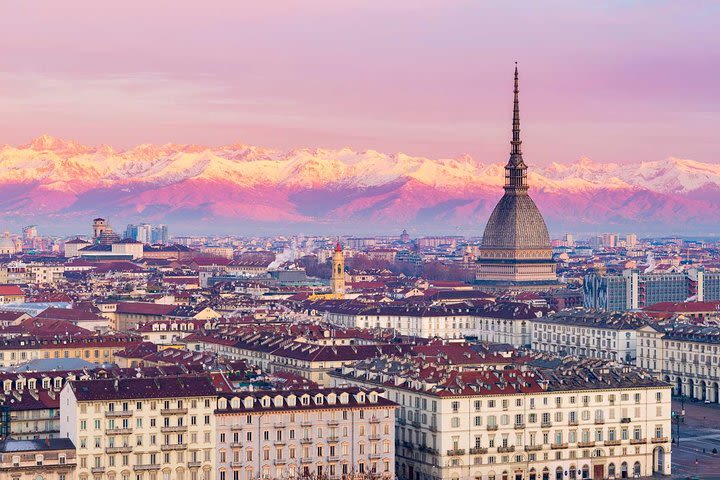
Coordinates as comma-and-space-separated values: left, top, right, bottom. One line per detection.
601, 233, 618, 248
564, 233, 574, 247
22, 225, 38, 241
125, 223, 169, 244
476, 65, 557, 289
626, 233, 638, 247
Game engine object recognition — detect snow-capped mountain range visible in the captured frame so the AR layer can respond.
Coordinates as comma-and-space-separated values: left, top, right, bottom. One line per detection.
1, 135, 719, 235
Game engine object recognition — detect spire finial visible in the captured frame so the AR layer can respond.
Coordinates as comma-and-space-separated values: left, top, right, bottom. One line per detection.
511, 62, 521, 156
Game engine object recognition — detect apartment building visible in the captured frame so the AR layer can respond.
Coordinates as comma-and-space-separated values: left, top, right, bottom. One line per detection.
0, 334, 142, 368
215, 387, 396, 480
331, 358, 672, 480
0, 438, 76, 480
473, 302, 545, 347
583, 268, 720, 311
530, 310, 648, 363
60, 375, 217, 480
637, 323, 720, 403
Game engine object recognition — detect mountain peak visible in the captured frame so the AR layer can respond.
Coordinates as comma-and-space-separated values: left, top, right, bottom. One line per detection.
25, 134, 92, 154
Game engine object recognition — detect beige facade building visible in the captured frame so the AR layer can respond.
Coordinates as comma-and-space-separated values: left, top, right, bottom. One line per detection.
215, 387, 396, 480
332, 359, 672, 480
60, 375, 217, 480
0, 438, 76, 480
637, 323, 720, 403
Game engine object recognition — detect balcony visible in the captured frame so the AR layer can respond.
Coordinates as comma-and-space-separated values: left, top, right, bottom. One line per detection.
91, 467, 105, 474
497, 446, 515, 453
301, 421, 313, 427
568, 420, 579, 426
577, 441, 595, 448
540, 422, 552, 428
134, 464, 161, 471
161, 408, 188, 415
630, 438, 646, 445
514, 423, 525, 430
105, 446, 133, 454
187, 462, 202, 468
604, 440, 621, 446
469, 447, 488, 454
620, 417, 631, 424
161, 444, 188, 451
426, 447, 439, 455
327, 436, 339, 443
524, 445, 542, 452
274, 421, 286, 428
300, 438, 313, 444
161, 425, 188, 433
105, 410, 132, 418
651, 437, 668, 444
301, 458, 313, 464
551, 443, 568, 450
429, 425, 438, 432
106, 428, 133, 435
231, 442, 242, 449
231, 462, 243, 468
446, 449, 465, 456
327, 419, 339, 426
274, 458, 288, 465
327, 456, 340, 463
274, 440, 286, 446
594, 419, 605, 425
370, 417, 380, 424
403, 441, 414, 450
230, 424, 244, 431
486, 425, 498, 431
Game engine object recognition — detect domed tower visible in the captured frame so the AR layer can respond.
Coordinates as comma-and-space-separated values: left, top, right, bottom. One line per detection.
331, 242, 346, 295
476, 65, 557, 289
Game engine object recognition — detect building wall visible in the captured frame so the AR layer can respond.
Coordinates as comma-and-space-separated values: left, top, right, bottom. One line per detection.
60, 385, 216, 480
332, 375, 672, 480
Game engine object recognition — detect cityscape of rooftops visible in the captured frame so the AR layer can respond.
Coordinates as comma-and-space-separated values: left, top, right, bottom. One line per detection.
1, 3, 719, 480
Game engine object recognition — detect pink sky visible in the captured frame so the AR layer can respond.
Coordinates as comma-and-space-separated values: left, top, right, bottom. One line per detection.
1, 1, 718, 165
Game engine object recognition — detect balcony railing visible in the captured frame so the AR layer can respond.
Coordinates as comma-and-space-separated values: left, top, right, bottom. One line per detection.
486, 425, 498, 431
134, 464, 161, 471
106, 428, 133, 435
300, 438, 313, 444
497, 446, 515, 453
524, 445, 542, 452
594, 419, 605, 425
469, 447, 488, 454
541, 422, 552, 428
551, 443, 568, 450
577, 441, 595, 448
105, 410, 132, 418
369, 435, 381, 441
187, 462, 202, 468
630, 438, 646, 445
568, 420, 579, 426
161, 444, 188, 451
651, 437, 668, 444
161, 408, 188, 415
160, 425, 188, 433
446, 449, 465, 456
514, 423, 525, 430
91, 467, 105, 474
274, 458, 288, 465
105, 446, 133, 454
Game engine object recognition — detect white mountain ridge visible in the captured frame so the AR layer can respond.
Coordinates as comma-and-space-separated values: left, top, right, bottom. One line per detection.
0, 135, 718, 194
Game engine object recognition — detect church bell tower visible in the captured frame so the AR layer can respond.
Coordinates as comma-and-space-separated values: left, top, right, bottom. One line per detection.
331, 242, 346, 295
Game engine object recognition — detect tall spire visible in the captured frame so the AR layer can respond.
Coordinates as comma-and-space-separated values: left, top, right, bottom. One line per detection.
511, 62, 522, 156
505, 62, 528, 190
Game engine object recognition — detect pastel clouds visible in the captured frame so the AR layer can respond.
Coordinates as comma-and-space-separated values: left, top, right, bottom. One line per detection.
0, 1, 718, 164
